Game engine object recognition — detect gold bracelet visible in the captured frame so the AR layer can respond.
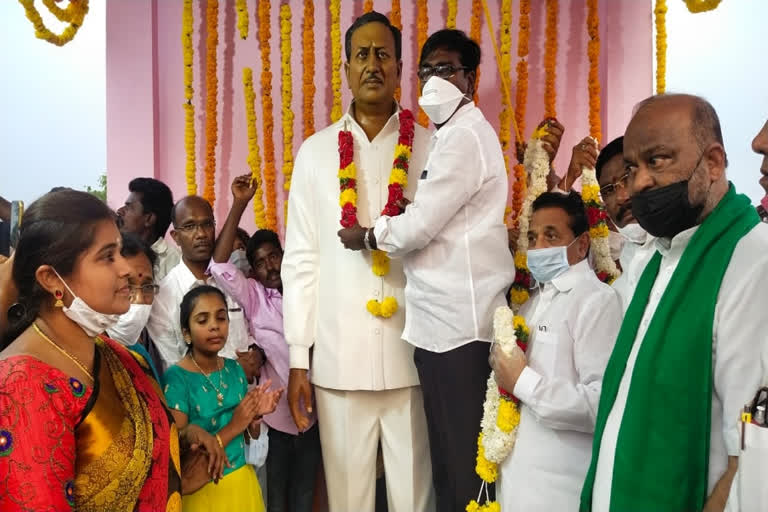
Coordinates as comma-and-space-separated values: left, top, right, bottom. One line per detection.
215, 433, 224, 448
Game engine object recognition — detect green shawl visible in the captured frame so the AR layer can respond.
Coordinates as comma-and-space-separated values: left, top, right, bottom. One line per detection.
580, 184, 759, 511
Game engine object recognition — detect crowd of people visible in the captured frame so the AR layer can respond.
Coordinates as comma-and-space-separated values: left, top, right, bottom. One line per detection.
1, 10, 768, 512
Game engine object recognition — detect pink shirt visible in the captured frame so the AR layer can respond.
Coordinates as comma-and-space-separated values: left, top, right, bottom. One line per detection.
209, 262, 315, 435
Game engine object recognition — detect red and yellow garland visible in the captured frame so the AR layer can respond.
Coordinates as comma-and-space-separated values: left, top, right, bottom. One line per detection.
446, 0, 458, 29
302, 0, 316, 139
655, 0, 667, 94
470, 0, 483, 104
258, 0, 277, 231
338, 110, 416, 318
202, 0, 219, 206
182, 0, 197, 195
243, 68, 267, 228
280, 4, 294, 221
329, 0, 342, 123
19, 0, 89, 47
235, 0, 248, 39
416, 0, 430, 127
543, 0, 558, 119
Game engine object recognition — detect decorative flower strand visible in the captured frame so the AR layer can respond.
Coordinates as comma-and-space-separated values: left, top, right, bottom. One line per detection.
329, 0, 343, 123
654, 0, 667, 94
416, 0, 430, 127
543, 0, 558, 119
364, 0, 374, 13
511, 0, 531, 228
470, 0, 483, 104
258, 0, 277, 231
684, 0, 721, 13
19, 0, 89, 47
587, 0, 601, 140
498, 0, 513, 177
302, 0, 316, 138
202, 0, 220, 206
446, 0, 458, 29
243, 68, 267, 228
392, 0, 402, 102
182, 0, 197, 195
582, 167, 619, 284
235, 0, 248, 39
280, 4, 294, 220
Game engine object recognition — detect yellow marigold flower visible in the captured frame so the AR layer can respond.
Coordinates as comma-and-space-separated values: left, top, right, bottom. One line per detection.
496, 398, 521, 433
582, 184, 601, 204
475, 434, 498, 483
590, 223, 609, 238
509, 288, 529, 306
380, 297, 398, 318
389, 168, 408, 186
371, 250, 390, 276
339, 189, 357, 208
513, 251, 528, 268
366, 300, 381, 317
394, 144, 412, 161
512, 315, 529, 334
532, 124, 549, 140
338, 163, 356, 180
466, 501, 481, 512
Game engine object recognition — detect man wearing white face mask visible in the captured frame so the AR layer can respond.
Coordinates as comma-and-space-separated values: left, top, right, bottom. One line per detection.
490, 191, 622, 511
106, 232, 161, 380
338, 29, 514, 510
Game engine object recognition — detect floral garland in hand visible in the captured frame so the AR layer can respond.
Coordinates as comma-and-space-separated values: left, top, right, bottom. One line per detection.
19, 0, 89, 47
338, 110, 415, 318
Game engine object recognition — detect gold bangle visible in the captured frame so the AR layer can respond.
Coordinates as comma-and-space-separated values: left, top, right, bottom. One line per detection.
215, 433, 224, 448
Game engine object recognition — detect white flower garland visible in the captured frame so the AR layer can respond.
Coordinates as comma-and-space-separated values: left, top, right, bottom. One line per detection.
515, 137, 551, 260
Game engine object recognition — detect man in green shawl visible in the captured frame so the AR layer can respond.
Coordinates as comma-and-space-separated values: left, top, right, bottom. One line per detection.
581, 94, 768, 512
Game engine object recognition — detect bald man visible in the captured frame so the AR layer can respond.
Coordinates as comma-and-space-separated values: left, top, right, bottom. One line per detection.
581, 94, 768, 512
146, 196, 254, 370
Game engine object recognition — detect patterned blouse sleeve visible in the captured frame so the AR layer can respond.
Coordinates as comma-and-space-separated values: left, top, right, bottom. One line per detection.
0, 357, 92, 511
162, 365, 190, 416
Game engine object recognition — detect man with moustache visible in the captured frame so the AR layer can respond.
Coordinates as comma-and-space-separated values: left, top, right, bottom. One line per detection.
581, 94, 768, 512
281, 11, 433, 512
146, 196, 254, 370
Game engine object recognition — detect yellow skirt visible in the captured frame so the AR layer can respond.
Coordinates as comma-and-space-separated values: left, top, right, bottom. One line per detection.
182, 464, 265, 512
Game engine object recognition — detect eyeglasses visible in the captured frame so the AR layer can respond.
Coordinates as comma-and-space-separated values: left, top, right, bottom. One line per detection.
174, 220, 216, 234
599, 172, 631, 199
417, 64, 470, 82
130, 284, 159, 301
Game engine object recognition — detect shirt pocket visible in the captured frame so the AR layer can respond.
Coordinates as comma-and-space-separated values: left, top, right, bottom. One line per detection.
529, 328, 558, 376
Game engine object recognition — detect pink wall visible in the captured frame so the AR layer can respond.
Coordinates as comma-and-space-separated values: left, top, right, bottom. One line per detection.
106, 0, 652, 236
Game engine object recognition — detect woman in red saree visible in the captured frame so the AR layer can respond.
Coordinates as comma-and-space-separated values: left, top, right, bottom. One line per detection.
0, 190, 210, 511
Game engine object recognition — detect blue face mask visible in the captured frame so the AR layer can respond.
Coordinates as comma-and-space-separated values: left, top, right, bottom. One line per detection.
527, 238, 579, 283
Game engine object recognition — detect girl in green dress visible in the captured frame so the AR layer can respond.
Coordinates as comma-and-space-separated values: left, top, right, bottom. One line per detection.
164, 285, 282, 511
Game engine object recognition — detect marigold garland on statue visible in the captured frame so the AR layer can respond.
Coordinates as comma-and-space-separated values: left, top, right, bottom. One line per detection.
543, 0, 558, 119
258, 0, 278, 231
19, 0, 89, 47
182, 0, 197, 195
235, 0, 248, 39
654, 0, 667, 94
446, 0, 458, 29
302, 0, 316, 139
587, 0, 601, 140
202, 0, 220, 206
416, 0, 430, 127
280, 4, 294, 220
684, 0, 721, 13
338, 111, 415, 318
470, 0, 483, 103
243, 68, 267, 228
329, 0, 343, 123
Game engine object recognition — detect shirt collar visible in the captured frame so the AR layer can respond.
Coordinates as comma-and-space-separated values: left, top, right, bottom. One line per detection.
549, 259, 593, 293
655, 225, 699, 258
340, 100, 403, 141
433, 101, 477, 139
151, 237, 169, 255
174, 260, 207, 291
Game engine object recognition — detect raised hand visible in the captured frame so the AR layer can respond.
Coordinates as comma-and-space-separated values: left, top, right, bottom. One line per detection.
539, 118, 565, 164
561, 137, 599, 190
231, 173, 257, 204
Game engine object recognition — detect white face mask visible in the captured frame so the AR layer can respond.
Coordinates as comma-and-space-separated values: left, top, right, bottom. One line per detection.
616, 222, 648, 244
54, 269, 121, 337
608, 231, 625, 261
107, 304, 152, 346
417, 76, 467, 125
229, 249, 251, 275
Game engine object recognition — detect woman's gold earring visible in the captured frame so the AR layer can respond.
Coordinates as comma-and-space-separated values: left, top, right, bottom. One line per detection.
54, 290, 64, 308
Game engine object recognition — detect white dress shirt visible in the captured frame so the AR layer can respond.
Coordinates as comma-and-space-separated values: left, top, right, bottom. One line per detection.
282, 106, 430, 390
592, 222, 768, 511
150, 237, 181, 282
146, 260, 253, 369
498, 259, 622, 511
373, 103, 515, 352
611, 228, 656, 310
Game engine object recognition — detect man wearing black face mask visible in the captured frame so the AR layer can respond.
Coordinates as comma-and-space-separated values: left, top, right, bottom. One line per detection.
581, 94, 768, 512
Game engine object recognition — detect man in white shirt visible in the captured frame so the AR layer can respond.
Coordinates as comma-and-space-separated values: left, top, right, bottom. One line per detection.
755, 118, 768, 222
338, 29, 514, 510
581, 94, 768, 512
116, 177, 181, 282
282, 12, 433, 512
490, 191, 622, 511
146, 196, 253, 370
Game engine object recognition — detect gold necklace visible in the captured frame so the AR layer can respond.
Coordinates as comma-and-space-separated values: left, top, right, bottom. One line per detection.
33, 323, 94, 381
190, 353, 224, 406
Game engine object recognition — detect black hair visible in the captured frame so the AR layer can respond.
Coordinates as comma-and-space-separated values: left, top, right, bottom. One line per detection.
235, 228, 250, 249
532, 191, 589, 237
128, 178, 174, 241
179, 285, 227, 335
344, 11, 402, 61
419, 29, 481, 72
595, 136, 623, 183
120, 231, 157, 270
246, 229, 282, 268
3, 189, 116, 347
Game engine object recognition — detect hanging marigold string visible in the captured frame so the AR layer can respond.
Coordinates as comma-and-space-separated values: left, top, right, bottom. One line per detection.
243, 68, 267, 228
302, 0, 316, 139
391, 0, 402, 102
498, 0, 513, 175
258, 0, 277, 231
329, 0, 343, 123
202, 0, 220, 206
470, 0, 483, 103
416, 0, 430, 127
587, 0, 601, 141
511, 0, 530, 228
235, 0, 248, 39
364, 0, 374, 13
19, 0, 89, 47
654, 0, 667, 94
684, 0, 721, 13
280, 4, 294, 221
182, 0, 197, 195
543, 0, 558, 119
446, 0, 458, 29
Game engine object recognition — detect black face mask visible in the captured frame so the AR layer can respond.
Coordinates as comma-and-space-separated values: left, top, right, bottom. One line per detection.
631, 179, 703, 238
